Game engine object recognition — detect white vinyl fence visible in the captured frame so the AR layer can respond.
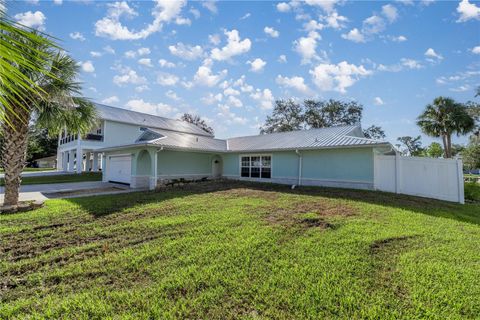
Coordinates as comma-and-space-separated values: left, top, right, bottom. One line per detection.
374, 154, 464, 204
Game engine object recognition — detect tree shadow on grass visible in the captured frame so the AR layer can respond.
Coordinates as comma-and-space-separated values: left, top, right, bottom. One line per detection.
64, 180, 480, 226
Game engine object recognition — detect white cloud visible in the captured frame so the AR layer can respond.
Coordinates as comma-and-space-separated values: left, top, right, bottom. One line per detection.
373, 97, 384, 105
276, 75, 311, 94
322, 11, 348, 29
250, 88, 274, 110
125, 99, 176, 116
382, 4, 398, 23
95, 0, 188, 40
194, 59, 228, 87
190, 8, 200, 19
310, 61, 372, 93
450, 85, 471, 92
390, 35, 407, 42
69, 32, 85, 41
425, 48, 443, 60
113, 67, 147, 86
304, 19, 324, 32
217, 104, 247, 125
363, 15, 386, 35
472, 46, 480, 54
208, 34, 221, 45
201, 93, 223, 105
264, 26, 279, 38
276, 2, 291, 12
80, 61, 95, 73
169, 42, 204, 60
240, 13, 251, 20
305, 0, 339, 13
293, 31, 321, 64
102, 96, 119, 104
157, 72, 179, 86
211, 29, 251, 61
53, 0, 63, 4
14, 11, 45, 30
377, 58, 423, 72
247, 58, 267, 72
224, 87, 240, 96
90, 51, 102, 58
103, 45, 116, 55
135, 85, 150, 93
202, 1, 217, 14
165, 90, 181, 101
124, 47, 150, 58
227, 95, 243, 108
138, 58, 153, 67
158, 59, 176, 68
342, 28, 365, 43
401, 58, 423, 69
457, 0, 480, 22
278, 54, 287, 63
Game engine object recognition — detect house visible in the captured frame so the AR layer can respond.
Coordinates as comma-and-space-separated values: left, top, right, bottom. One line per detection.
33, 155, 56, 168
56, 104, 393, 190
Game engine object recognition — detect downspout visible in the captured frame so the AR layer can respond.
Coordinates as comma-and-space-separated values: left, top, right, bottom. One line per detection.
295, 149, 302, 187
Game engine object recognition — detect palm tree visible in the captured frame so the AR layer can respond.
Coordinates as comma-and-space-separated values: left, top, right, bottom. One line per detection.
1, 31, 97, 206
417, 97, 475, 158
1, 8, 58, 123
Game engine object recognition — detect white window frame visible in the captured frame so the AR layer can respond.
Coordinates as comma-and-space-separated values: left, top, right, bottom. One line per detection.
238, 154, 272, 179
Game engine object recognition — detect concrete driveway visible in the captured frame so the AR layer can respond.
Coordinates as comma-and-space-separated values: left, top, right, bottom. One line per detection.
0, 170, 69, 179
0, 181, 137, 204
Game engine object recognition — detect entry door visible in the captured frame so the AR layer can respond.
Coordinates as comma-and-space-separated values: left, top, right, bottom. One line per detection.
108, 155, 131, 184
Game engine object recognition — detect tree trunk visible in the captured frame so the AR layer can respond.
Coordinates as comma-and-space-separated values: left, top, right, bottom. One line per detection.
2, 106, 31, 206
441, 135, 448, 158
446, 134, 452, 158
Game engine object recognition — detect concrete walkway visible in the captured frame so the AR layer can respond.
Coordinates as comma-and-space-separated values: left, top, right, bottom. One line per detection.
0, 181, 138, 204
0, 170, 70, 179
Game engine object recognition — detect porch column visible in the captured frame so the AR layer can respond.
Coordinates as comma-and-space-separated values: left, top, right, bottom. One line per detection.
56, 150, 62, 171
85, 152, 91, 172
92, 152, 99, 172
68, 150, 75, 172
76, 132, 83, 173
149, 151, 158, 190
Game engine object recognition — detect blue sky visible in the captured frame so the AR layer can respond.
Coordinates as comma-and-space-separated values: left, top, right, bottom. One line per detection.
7, 0, 480, 144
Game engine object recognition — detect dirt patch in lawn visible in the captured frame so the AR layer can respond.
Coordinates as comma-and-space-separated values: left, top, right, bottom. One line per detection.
369, 235, 420, 304
44, 186, 127, 198
262, 200, 356, 230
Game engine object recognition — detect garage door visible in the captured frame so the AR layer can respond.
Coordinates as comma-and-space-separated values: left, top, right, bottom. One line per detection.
107, 155, 131, 184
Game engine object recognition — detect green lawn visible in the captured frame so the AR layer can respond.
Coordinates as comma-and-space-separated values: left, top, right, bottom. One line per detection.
1, 181, 479, 319
0, 167, 56, 173
0, 172, 102, 186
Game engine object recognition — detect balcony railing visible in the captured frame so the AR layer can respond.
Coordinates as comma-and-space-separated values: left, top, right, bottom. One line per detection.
83, 133, 104, 141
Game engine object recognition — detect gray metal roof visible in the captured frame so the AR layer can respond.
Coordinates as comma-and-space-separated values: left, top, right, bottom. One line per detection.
226, 125, 387, 151
121, 125, 388, 153
95, 103, 214, 137
138, 128, 227, 152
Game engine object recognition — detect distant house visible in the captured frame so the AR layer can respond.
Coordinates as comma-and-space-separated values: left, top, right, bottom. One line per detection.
57, 104, 392, 190
33, 155, 56, 168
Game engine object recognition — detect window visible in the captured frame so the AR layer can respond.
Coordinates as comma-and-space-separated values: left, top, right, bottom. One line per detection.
240, 155, 271, 179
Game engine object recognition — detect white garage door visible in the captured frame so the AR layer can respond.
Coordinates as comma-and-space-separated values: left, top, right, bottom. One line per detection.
107, 155, 131, 184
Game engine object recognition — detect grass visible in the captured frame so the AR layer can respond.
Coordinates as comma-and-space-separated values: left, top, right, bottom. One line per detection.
0, 167, 55, 173
465, 182, 480, 202
1, 181, 479, 319
0, 172, 102, 186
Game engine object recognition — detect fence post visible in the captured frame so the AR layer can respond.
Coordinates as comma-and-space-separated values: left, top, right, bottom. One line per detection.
456, 159, 465, 204
395, 153, 401, 194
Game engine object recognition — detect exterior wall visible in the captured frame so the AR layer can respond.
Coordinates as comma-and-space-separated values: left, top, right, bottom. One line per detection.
103, 121, 144, 147
157, 150, 213, 180
222, 147, 375, 190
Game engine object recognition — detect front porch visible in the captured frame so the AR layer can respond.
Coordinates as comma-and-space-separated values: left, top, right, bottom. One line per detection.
56, 148, 103, 174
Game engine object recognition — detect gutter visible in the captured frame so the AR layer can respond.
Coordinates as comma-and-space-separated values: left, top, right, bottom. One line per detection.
295, 149, 302, 186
